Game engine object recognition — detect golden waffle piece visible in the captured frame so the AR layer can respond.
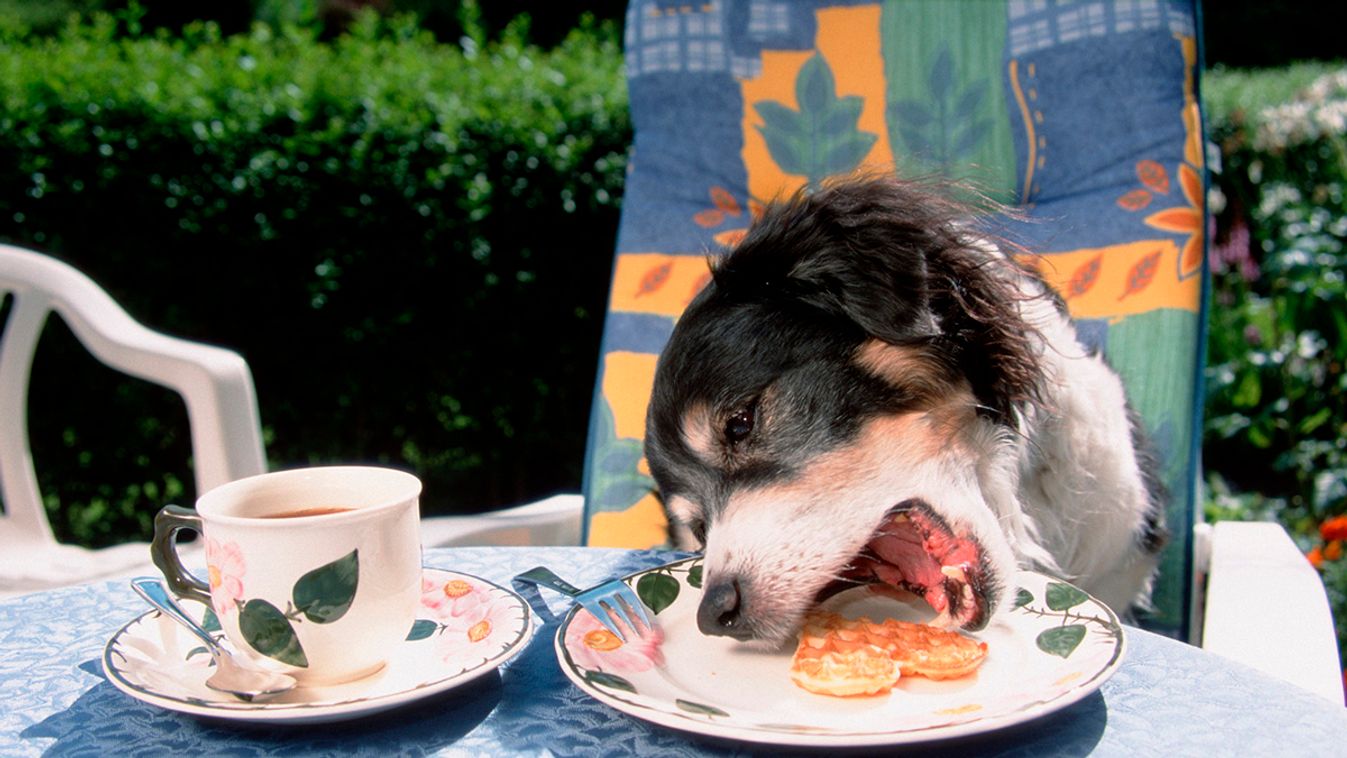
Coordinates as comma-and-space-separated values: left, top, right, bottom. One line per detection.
790, 611, 988, 696
790, 637, 900, 696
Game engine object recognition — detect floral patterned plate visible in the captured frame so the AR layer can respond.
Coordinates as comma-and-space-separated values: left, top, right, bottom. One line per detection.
103, 567, 531, 724
556, 557, 1124, 747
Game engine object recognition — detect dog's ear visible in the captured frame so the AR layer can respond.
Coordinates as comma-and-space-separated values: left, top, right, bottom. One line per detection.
716, 179, 951, 343
924, 236, 1045, 420
719, 177, 1045, 421
782, 227, 936, 344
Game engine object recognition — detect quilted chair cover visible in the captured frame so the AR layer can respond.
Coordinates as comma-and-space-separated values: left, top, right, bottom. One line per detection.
583, 0, 1207, 637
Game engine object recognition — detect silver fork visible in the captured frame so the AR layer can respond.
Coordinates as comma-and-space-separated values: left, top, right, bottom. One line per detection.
512, 566, 653, 642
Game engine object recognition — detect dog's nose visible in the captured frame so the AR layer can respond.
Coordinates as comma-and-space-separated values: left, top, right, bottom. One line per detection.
697, 578, 753, 639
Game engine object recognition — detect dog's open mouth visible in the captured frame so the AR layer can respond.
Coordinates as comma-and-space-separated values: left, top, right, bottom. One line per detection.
824, 499, 994, 631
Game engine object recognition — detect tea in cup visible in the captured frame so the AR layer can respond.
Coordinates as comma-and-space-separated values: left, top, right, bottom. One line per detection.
151, 466, 423, 685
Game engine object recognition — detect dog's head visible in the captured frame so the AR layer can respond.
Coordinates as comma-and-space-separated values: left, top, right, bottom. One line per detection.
645, 177, 1044, 644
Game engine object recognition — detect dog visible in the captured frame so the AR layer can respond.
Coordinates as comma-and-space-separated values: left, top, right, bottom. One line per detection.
643, 176, 1167, 644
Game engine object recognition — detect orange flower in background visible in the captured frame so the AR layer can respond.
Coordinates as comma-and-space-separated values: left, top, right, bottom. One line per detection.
1326, 541, 1344, 562
1144, 162, 1205, 278
1307, 545, 1324, 569
1321, 515, 1347, 542
1306, 515, 1347, 569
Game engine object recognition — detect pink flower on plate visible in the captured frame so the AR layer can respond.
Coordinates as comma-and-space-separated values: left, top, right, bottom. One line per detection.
204, 537, 246, 618
564, 609, 664, 674
438, 597, 523, 670
420, 576, 492, 632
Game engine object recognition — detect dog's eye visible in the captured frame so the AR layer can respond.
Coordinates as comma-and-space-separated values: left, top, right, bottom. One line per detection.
725, 407, 755, 445
687, 517, 707, 544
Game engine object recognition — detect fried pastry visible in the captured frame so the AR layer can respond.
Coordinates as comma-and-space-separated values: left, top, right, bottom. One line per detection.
790, 611, 988, 696
790, 636, 900, 696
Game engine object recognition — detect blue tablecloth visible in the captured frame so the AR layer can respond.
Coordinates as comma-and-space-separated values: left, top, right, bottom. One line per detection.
1, 546, 1343, 756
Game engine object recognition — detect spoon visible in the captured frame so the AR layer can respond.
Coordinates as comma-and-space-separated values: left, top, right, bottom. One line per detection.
130, 576, 297, 701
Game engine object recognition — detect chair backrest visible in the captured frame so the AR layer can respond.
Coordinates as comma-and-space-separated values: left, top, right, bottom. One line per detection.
582, 0, 1207, 638
0, 244, 267, 548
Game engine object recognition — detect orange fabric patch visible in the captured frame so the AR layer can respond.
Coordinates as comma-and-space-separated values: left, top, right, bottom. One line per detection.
741, 4, 893, 201
588, 491, 670, 549
609, 253, 713, 318
1018, 239, 1201, 322
601, 351, 659, 441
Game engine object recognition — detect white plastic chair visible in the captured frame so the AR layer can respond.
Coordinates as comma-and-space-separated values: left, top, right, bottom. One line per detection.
0, 244, 581, 599
0, 244, 267, 597
1194, 520, 1343, 702
420, 493, 582, 548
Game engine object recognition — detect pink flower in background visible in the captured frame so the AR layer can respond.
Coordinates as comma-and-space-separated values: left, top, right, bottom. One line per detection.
204, 537, 246, 617
564, 609, 663, 674
1210, 215, 1259, 282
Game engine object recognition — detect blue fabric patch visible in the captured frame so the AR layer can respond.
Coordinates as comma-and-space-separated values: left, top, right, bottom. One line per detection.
599, 311, 676, 355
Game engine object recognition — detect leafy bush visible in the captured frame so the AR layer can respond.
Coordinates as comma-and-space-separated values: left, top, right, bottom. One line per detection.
1203, 63, 1347, 669
0, 13, 630, 545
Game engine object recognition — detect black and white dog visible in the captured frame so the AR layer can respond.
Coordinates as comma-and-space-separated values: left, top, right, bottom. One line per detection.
644, 176, 1167, 644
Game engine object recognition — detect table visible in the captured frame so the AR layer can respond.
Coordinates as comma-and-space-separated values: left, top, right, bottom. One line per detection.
2, 546, 1344, 756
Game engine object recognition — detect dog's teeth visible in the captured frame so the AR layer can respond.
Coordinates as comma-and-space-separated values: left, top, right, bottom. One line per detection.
940, 565, 967, 583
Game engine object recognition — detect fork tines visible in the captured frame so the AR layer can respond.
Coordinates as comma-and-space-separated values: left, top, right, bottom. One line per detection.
579, 582, 653, 642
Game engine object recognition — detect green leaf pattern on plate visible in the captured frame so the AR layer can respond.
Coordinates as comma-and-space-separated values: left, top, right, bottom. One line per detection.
406, 618, 438, 641
637, 573, 681, 614
1015, 582, 1121, 659
687, 564, 703, 588
634, 560, 709, 614
586, 669, 637, 694
1037, 624, 1088, 659
676, 699, 730, 718
1045, 582, 1089, 612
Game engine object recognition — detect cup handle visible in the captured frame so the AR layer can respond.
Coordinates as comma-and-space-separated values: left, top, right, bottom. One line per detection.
150, 505, 212, 607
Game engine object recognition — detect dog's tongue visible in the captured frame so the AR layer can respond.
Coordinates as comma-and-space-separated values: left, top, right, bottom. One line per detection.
840, 504, 990, 630
866, 522, 943, 589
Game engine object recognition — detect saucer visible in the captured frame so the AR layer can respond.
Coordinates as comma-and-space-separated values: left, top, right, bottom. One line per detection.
103, 567, 532, 724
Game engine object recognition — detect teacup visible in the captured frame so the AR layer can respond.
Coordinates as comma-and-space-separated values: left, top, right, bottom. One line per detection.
151, 466, 423, 685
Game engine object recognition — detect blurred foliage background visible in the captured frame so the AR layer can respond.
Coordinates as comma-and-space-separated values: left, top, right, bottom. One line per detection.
0, 1, 630, 543
0, 0, 1344, 665
1203, 61, 1347, 668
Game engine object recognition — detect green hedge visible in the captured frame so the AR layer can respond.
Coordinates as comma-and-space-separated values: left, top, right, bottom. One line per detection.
0, 14, 630, 545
